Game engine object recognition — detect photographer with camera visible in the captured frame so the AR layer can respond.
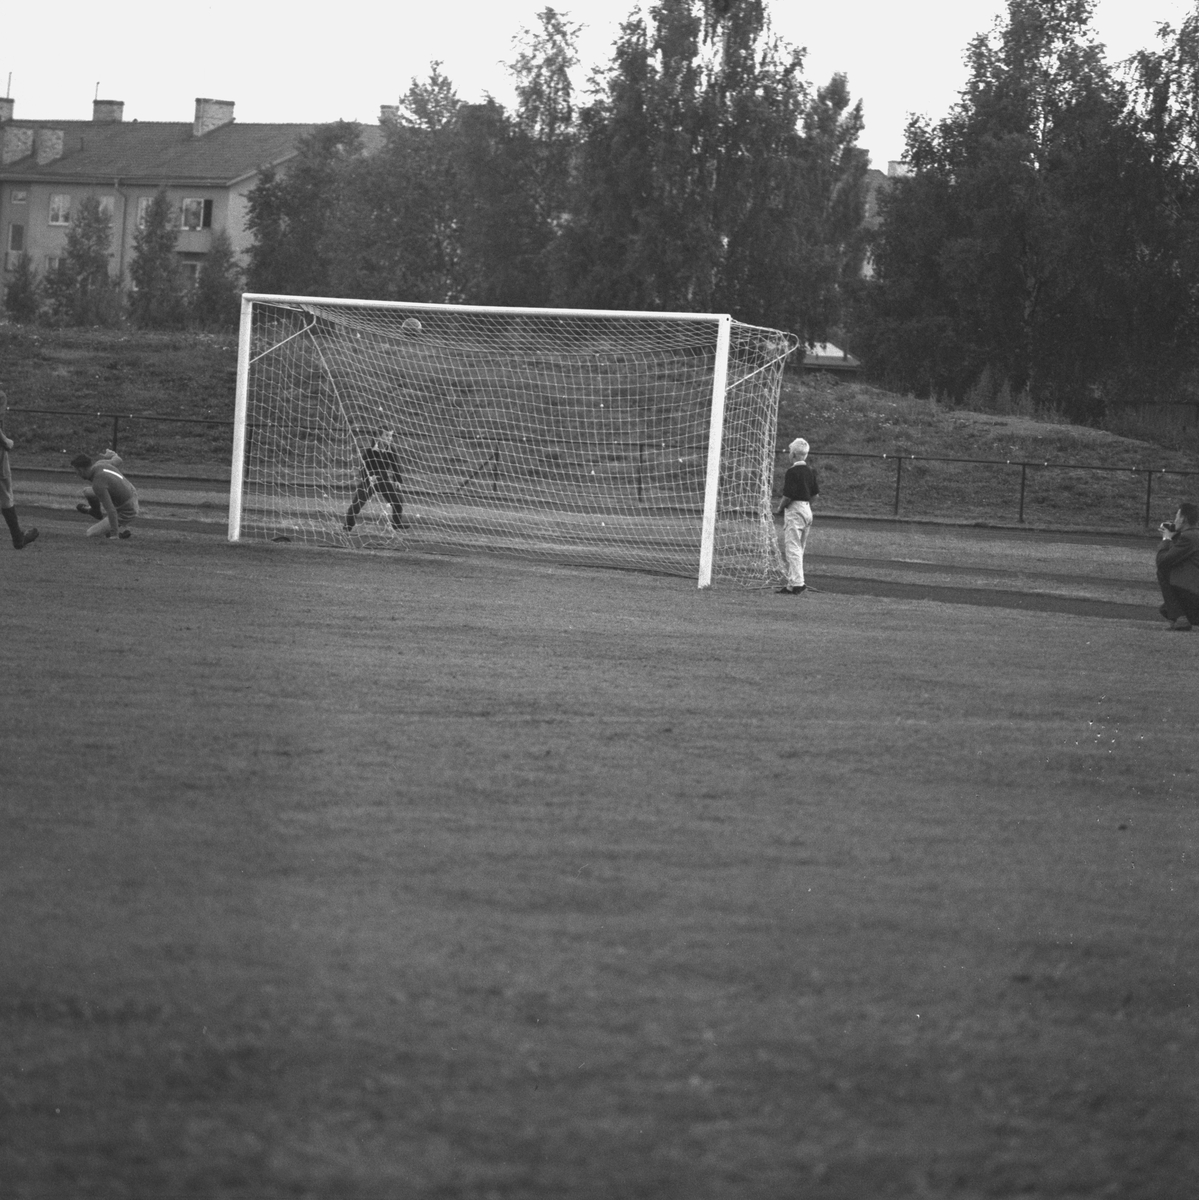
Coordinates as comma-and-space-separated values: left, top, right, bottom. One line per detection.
1156, 501, 1199, 631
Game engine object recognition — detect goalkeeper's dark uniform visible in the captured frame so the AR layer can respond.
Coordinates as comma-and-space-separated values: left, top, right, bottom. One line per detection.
346, 437, 405, 531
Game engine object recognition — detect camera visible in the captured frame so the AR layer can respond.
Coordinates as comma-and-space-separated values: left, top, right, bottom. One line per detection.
1160, 521, 1178, 535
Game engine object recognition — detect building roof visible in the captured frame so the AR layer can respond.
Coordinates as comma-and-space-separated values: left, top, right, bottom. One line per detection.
0, 120, 322, 187
803, 342, 861, 373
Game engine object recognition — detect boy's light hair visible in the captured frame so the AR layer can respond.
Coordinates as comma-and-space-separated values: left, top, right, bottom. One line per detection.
788, 438, 809, 459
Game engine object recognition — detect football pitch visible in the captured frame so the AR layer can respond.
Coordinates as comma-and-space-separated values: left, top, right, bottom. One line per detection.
2, 517, 1196, 1199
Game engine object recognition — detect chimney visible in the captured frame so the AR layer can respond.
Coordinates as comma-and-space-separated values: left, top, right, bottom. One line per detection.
93, 99, 124, 123
379, 104, 399, 125
193, 98, 235, 137
0, 97, 13, 123
2, 125, 33, 165
34, 128, 64, 165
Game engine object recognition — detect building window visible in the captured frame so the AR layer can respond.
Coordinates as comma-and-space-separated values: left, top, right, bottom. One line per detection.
97, 196, 115, 222
49, 194, 71, 226
136, 197, 153, 229
8, 224, 24, 253
180, 198, 213, 230
179, 261, 201, 288
46, 255, 64, 274
12, 190, 28, 205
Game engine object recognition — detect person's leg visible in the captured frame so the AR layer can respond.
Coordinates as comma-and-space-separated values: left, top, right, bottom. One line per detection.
0, 456, 36, 548
782, 504, 812, 589
1, 506, 36, 548
379, 479, 404, 527
114, 498, 137, 538
77, 486, 104, 520
1179, 587, 1199, 625
1159, 573, 1189, 622
346, 482, 372, 529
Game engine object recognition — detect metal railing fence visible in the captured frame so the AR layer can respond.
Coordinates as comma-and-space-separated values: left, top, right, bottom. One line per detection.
803, 450, 1199, 526
9, 408, 1198, 527
9, 406, 235, 453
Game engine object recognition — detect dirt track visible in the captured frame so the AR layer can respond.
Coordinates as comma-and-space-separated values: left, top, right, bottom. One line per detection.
13, 462, 1167, 626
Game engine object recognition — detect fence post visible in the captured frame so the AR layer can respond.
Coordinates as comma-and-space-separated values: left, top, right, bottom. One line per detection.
1144, 469, 1154, 528
1018, 463, 1028, 523
893, 455, 904, 516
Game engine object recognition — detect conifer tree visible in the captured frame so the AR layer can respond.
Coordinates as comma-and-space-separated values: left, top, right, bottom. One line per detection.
128, 189, 186, 328
190, 230, 242, 329
44, 196, 120, 326
2, 254, 40, 323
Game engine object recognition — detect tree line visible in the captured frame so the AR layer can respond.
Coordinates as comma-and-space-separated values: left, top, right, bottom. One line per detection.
3, 189, 242, 330
243, 0, 867, 342
12, 0, 1196, 425
855, 0, 1199, 419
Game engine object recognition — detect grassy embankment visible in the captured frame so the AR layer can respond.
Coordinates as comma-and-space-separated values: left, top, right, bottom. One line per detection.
2, 324, 1197, 528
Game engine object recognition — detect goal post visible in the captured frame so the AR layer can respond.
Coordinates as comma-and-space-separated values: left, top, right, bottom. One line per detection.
229, 295, 797, 588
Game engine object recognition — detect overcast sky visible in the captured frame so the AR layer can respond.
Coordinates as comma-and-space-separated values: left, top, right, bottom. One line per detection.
4, 0, 1193, 167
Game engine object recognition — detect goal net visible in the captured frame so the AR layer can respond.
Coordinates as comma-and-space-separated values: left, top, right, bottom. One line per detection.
229, 296, 797, 587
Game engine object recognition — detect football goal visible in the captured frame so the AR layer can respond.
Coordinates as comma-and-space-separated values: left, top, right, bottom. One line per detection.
229, 295, 798, 587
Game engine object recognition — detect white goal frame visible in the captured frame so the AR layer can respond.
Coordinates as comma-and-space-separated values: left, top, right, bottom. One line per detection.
229, 294, 795, 588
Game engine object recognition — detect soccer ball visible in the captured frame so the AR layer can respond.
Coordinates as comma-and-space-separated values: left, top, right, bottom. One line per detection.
401, 317, 423, 334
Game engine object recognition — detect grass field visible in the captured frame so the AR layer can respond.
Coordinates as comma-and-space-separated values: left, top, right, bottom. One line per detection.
2, 516, 1196, 1199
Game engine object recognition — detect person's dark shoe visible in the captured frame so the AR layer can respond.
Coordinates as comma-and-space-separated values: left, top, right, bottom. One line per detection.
1170, 616, 1193, 631
20, 528, 38, 548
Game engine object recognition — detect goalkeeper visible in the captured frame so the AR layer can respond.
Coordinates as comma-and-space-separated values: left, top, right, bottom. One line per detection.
775, 437, 819, 595
346, 430, 406, 531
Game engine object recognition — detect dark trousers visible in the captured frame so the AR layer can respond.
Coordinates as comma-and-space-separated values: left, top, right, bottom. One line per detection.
1157, 568, 1199, 622
347, 476, 403, 525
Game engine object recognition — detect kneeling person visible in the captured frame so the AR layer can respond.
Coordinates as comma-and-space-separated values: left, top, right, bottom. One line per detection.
72, 451, 139, 539
1157, 501, 1199, 630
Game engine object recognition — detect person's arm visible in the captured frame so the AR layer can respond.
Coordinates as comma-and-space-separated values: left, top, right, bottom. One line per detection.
1157, 533, 1195, 570
0, 423, 12, 451
775, 465, 793, 515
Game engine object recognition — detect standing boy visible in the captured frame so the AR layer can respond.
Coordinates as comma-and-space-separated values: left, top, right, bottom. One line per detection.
72, 450, 138, 539
0, 388, 39, 550
775, 437, 818, 595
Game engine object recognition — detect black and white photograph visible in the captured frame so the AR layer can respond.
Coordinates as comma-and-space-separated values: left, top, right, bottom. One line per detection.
2, 1, 1197, 1196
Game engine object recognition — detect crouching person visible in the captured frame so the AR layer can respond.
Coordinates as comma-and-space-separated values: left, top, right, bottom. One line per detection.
1157, 501, 1199, 631
72, 450, 138, 540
